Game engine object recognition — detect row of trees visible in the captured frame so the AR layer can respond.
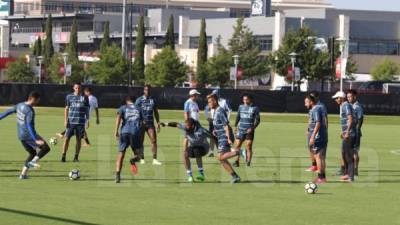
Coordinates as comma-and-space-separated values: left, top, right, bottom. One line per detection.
371, 59, 400, 81
6, 14, 362, 87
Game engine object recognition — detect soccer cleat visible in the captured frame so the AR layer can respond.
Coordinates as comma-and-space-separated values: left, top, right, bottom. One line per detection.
73, 158, 79, 163
187, 176, 194, 183
196, 174, 205, 182
115, 174, 121, 183
335, 168, 345, 176
232, 161, 239, 168
27, 161, 40, 169
19, 174, 28, 180
61, 156, 66, 163
314, 178, 327, 184
340, 175, 354, 183
130, 160, 138, 175
152, 159, 162, 166
305, 166, 318, 172
140, 159, 146, 165
231, 175, 241, 184
246, 161, 251, 167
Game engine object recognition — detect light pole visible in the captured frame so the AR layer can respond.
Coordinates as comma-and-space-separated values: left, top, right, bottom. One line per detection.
62, 52, 69, 84
336, 37, 347, 92
233, 55, 240, 90
289, 52, 297, 92
37, 56, 43, 84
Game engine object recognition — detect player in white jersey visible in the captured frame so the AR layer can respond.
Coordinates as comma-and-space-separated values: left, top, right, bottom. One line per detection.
82, 87, 100, 146
184, 89, 201, 123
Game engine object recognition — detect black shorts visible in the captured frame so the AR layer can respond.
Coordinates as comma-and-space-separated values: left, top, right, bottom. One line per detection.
119, 133, 142, 152
188, 146, 208, 158
21, 139, 49, 154
65, 124, 85, 139
236, 131, 255, 141
143, 122, 155, 130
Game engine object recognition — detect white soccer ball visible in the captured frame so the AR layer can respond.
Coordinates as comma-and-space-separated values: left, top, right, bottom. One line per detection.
49, 137, 58, 145
304, 182, 318, 194
69, 169, 81, 180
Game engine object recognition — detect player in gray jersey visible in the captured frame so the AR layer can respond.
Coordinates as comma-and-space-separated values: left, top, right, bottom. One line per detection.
347, 90, 364, 176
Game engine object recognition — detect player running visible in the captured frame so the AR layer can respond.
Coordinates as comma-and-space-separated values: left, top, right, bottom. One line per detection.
61, 83, 89, 163
306, 91, 328, 172
114, 96, 143, 183
333, 91, 356, 182
0, 92, 51, 179
161, 118, 210, 182
184, 89, 201, 123
207, 94, 244, 184
204, 89, 232, 157
232, 93, 260, 168
135, 85, 162, 165
305, 94, 328, 184
347, 90, 364, 176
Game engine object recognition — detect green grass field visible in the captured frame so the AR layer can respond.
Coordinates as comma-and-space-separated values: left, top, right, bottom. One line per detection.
0, 108, 400, 225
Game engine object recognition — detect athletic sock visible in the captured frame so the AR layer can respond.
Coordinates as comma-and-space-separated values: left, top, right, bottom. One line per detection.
312, 161, 317, 167
74, 154, 79, 160
318, 173, 324, 179
186, 170, 193, 177
231, 171, 238, 177
153, 153, 157, 160
198, 168, 204, 176
341, 166, 345, 172
21, 166, 29, 176
31, 156, 40, 163
116, 171, 121, 176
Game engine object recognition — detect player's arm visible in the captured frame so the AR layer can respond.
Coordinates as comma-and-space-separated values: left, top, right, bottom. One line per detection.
253, 108, 261, 130
64, 96, 69, 128
154, 103, 161, 133
26, 110, 44, 145
225, 101, 233, 120
344, 112, 353, 139
84, 96, 90, 128
184, 102, 190, 120
160, 122, 180, 128
114, 114, 122, 139
0, 106, 16, 120
357, 107, 364, 130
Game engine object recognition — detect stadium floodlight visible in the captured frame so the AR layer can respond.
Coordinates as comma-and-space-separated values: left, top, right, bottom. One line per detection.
289, 52, 297, 92
233, 55, 240, 90
62, 52, 69, 85
36, 56, 43, 84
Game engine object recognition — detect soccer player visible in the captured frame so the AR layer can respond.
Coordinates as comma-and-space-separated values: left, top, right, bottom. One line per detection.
204, 89, 232, 157
184, 89, 201, 123
135, 85, 162, 165
347, 90, 364, 176
233, 93, 260, 167
161, 118, 210, 182
82, 87, 100, 147
306, 91, 328, 172
114, 96, 143, 183
305, 94, 328, 184
61, 83, 89, 162
207, 94, 244, 184
333, 91, 356, 182
0, 92, 51, 179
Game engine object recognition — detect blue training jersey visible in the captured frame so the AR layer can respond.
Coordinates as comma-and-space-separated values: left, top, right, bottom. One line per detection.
66, 93, 89, 125
0, 102, 39, 141
352, 101, 364, 128
212, 107, 230, 143
340, 102, 356, 136
236, 104, 260, 133
118, 104, 143, 135
135, 95, 157, 124
184, 99, 200, 121
308, 105, 328, 144
177, 123, 210, 147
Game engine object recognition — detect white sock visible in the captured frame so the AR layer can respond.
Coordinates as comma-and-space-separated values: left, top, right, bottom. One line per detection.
21, 166, 29, 176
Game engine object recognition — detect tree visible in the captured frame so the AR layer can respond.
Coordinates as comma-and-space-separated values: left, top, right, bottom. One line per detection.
196, 18, 208, 87
68, 17, 78, 60
100, 21, 110, 53
132, 16, 145, 84
43, 14, 54, 68
165, 15, 175, 50
5, 57, 35, 83
371, 58, 400, 81
145, 47, 188, 87
33, 37, 42, 57
48, 53, 85, 84
89, 44, 129, 84
203, 36, 232, 86
228, 17, 268, 79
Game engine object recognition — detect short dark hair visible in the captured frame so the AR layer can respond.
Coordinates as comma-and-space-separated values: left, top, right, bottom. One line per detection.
125, 95, 136, 103
28, 91, 40, 100
309, 91, 320, 100
84, 87, 92, 93
73, 83, 81, 86
242, 93, 254, 101
144, 84, 151, 89
305, 94, 317, 103
207, 94, 218, 102
347, 89, 358, 96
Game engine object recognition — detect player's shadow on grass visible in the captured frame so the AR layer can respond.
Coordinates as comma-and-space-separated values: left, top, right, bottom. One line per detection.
0, 207, 100, 225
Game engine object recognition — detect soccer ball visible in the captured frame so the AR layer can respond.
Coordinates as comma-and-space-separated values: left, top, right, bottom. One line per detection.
304, 182, 318, 194
49, 137, 58, 145
69, 169, 81, 180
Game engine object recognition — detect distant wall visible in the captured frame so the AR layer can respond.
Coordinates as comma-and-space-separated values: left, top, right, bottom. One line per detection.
0, 83, 399, 115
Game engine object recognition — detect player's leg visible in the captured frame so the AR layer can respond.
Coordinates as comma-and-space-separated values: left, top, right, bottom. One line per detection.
314, 147, 327, 184
184, 147, 193, 182
218, 156, 240, 183
115, 151, 125, 183
194, 146, 206, 182
61, 127, 74, 162
354, 134, 361, 176
245, 139, 254, 167
129, 133, 143, 175
207, 122, 215, 157
73, 125, 84, 162
28, 141, 51, 168
83, 131, 91, 147
138, 126, 146, 163
233, 138, 244, 167
341, 138, 355, 182
147, 127, 161, 165
56, 130, 67, 138
20, 141, 38, 179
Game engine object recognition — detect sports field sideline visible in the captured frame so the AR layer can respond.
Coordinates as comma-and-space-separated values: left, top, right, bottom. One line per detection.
0, 108, 399, 225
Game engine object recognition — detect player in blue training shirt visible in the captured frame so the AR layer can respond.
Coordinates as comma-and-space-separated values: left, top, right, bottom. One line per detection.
114, 96, 144, 183
161, 118, 212, 182
333, 91, 356, 182
61, 83, 89, 163
0, 92, 51, 179
135, 85, 162, 166
347, 89, 364, 176
306, 91, 329, 172
207, 94, 245, 184
305, 94, 328, 184
233, 93, 260, 168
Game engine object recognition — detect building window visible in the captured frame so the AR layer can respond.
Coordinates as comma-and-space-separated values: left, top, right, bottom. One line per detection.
189, 36, 213, 49
350, 39, 399, 55
255, 35, 273, 51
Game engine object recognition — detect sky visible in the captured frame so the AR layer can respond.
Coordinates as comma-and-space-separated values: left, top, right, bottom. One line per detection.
329, 0, 400, 11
